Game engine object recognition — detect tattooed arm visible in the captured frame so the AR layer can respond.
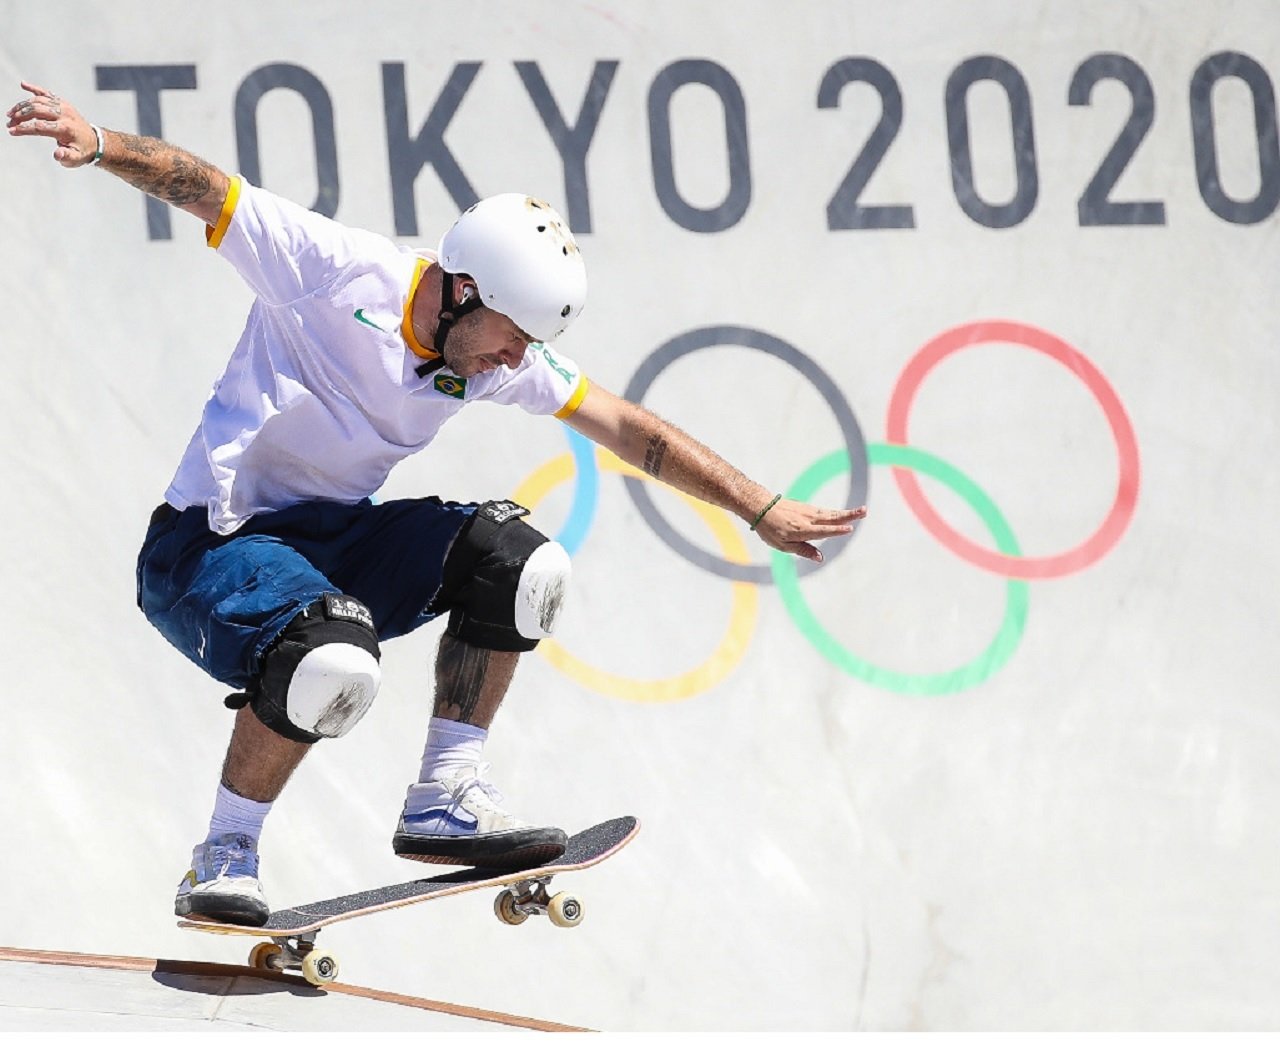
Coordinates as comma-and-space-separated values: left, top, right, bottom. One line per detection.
564, 383, 865, 563
6, 80, 228, 226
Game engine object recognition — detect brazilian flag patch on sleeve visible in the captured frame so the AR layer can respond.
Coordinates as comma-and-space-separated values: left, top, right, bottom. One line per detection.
433, 374, 467, 399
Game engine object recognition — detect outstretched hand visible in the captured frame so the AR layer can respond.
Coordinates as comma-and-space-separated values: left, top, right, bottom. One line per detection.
753, 498, 867, 564
6, 81, 97, 166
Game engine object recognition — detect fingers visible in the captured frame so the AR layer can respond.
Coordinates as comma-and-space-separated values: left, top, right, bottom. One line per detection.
7, 115, 63, 136
771, 501, 866, 540
8, 82, 69, 129
769, 529, 846, 568
787, 541, 824, 565
766, 522, 850, 566
794, 523, 853, 543
808, 506, 867, 525
6, 99, 63, 140
7, 113, 77, 163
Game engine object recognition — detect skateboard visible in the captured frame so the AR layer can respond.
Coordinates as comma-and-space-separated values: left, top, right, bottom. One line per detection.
178, 816, 639, 986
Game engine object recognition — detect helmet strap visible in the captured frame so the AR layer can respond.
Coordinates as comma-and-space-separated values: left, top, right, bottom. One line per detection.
432, 272, 484, 356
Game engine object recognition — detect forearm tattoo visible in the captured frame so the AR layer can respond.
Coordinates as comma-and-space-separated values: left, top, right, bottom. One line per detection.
632, 407, 757, 516
434, 634, 494, 726
643, 433, 669, 477
107, 132, 217, 205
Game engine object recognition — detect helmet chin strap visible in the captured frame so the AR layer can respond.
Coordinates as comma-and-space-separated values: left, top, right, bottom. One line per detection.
432, 272, 484, 356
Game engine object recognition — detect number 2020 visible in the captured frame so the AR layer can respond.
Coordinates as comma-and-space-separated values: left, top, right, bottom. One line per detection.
820, 50, 1279, 229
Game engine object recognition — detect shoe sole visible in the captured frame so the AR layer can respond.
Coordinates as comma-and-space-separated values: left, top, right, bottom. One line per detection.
176, 894, 270, 928
392, 827, 567, 871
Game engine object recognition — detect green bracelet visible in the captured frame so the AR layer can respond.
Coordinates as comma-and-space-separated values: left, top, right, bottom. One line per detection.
749, 493, 782, 530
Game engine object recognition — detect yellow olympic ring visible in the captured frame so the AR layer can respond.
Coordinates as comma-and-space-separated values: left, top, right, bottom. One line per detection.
512, 447, 759, 702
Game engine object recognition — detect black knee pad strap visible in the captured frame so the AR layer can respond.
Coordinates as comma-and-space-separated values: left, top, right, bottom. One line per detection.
440, 500, 547, 653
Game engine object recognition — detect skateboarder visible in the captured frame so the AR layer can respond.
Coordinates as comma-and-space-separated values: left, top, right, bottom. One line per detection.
8, 80, 866, 926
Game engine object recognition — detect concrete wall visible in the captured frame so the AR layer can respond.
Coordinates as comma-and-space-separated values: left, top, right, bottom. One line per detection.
1, 0, 1277, 1030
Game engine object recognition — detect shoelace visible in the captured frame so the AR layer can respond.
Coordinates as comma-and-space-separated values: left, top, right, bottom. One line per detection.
445, 763, 506, 813
209, 836, 260, 879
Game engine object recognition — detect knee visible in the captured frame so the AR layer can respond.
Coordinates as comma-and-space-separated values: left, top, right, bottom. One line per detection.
512, 539, 572, 641
252, 594, 382, 743
441, 501, 572, 652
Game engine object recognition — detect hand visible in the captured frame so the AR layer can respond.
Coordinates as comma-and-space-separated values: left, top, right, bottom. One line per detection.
753, 498, 867, 564
6, 81, 97, 167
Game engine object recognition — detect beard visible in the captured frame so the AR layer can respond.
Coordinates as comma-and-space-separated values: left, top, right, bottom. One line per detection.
441, 317, 493, 377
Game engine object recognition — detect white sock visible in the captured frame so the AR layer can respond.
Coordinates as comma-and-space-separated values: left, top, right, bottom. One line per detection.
417, 718, 486, 783
206, 784, 272, 847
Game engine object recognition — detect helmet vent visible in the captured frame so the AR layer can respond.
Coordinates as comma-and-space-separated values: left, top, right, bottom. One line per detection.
537, 225, 547, 232
561, 305, 571, 317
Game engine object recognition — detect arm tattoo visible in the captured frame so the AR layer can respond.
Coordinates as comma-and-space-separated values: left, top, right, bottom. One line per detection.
643, 433, 669, 478
434, 634, 493, 726
107, 132, 217, 206
631, 406, 761, 518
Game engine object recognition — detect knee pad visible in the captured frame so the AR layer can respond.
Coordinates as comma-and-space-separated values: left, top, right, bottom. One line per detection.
252, 593, 382, 743
441, 500, 572, 652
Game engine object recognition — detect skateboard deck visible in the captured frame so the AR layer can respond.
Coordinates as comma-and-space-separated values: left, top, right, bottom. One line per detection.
179, 815, 639, 985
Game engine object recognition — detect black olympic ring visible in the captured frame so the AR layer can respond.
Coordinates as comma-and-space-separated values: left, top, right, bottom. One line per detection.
622, 325, 869, 584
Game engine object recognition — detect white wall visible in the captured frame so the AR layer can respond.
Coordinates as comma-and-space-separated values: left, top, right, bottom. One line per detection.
1, 0, 1277, 1030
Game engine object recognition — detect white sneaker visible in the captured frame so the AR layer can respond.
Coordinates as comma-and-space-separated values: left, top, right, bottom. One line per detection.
174, 833, 270, 927
392, 764, 566, 870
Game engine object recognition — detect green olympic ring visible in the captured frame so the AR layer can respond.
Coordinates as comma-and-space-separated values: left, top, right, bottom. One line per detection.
771, 443, 1030, 695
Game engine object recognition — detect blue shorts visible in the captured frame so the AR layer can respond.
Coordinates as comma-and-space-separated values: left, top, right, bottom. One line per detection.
136, 497, 476, 690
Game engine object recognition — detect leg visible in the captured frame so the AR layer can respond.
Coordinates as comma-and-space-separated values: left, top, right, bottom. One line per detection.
175, 595, 380, 927
391, 506, 573, 870
222, 705, 311, 803
293, 497, 571, 869
174, 598, 381, 928
431, 631, 519, 730
138, 503, 382, 926
170, 708, 309, 928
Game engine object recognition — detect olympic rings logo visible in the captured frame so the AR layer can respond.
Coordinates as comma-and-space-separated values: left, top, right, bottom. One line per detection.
512, 320, 1140, 700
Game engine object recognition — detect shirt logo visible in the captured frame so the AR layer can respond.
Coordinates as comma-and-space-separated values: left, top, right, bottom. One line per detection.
354, 308, 389, 333
434, 374, 467, 399
541, 347, 574, 384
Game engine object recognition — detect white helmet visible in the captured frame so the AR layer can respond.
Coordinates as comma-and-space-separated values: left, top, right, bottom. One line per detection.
437, 194, 587, 341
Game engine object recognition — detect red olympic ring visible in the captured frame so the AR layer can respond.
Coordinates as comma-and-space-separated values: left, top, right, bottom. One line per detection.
886, 320, 1140, 579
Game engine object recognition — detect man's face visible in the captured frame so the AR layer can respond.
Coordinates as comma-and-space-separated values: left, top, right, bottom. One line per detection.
442, 306, 534, 378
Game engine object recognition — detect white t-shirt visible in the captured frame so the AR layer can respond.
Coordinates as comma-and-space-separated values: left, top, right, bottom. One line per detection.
165, 177, 589, 534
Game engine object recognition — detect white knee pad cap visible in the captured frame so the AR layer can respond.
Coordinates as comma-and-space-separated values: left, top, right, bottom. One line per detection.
514, 541, 572, 641
287, 642, 382, 739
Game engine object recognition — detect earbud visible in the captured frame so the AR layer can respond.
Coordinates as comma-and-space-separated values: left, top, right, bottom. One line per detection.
461, 284, 477, 302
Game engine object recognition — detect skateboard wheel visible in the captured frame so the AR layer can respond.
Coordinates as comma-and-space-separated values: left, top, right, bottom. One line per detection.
301, 949, 340, 986
248, 941, 283, 971
494, 889, 529, 926
547, 891, 583, 928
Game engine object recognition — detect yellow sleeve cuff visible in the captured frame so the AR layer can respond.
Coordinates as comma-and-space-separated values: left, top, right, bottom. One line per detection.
205, 175, 242, 249
554, 376, 590, 419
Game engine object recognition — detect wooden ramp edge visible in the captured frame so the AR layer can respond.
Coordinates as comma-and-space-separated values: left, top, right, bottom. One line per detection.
0, 945, 592, 1032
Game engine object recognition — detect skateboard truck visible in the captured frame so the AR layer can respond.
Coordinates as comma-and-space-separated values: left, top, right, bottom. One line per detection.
492, 874, 584, 928
247, 933, 341, 987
